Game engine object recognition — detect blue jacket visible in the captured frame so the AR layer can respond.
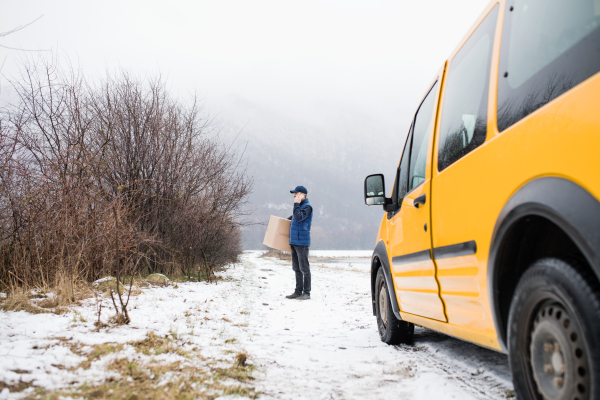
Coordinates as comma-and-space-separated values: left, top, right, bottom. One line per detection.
288, 199, 313, 246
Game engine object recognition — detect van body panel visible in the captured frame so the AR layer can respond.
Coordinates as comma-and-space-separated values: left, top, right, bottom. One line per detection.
399, 310, 502, 351
389, 181, 445, 321
428, 3, 501, 337
370, 0, 600, 356
430, 0, 600, 340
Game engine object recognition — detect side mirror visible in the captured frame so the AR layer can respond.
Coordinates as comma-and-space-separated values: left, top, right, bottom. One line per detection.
364, 174, 386, 205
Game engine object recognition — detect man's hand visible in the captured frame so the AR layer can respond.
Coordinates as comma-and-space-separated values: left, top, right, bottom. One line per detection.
293, 193, 302, 203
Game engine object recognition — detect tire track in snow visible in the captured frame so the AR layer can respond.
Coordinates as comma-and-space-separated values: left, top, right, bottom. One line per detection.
240, 251, 514, 400
391, 343, 514, 399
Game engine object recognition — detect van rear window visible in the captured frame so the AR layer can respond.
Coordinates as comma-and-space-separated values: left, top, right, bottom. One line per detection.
497, 0, 600, 131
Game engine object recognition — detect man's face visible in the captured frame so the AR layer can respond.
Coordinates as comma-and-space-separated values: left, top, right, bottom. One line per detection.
293, 192, 305, 201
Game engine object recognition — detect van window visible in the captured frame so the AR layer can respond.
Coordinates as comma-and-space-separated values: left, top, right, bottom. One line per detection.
388, 132, 411, 220
388, 125, 413, 219
408, 81, 439, 191
497, 0, 600, 131
437, 5, 499, 172
395, 128, 412, 206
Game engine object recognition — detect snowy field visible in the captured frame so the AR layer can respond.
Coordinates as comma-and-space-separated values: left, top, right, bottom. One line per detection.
0, 251, 515, 399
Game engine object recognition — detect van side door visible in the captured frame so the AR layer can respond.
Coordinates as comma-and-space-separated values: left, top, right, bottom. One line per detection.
388, 74, 446, 322
430, 5, 499, 333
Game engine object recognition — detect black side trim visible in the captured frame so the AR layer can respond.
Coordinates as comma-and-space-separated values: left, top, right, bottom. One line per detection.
372, 240, 402, 320
392, 249, 431, 265
489, 177, 600, 352
433, 240, 477, 259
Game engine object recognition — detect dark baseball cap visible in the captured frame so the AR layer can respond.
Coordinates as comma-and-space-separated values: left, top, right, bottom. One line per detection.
290, 185, 308, 194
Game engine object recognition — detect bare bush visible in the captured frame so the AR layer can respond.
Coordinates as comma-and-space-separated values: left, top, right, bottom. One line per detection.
0, 56, 252, 297
90, 72, 251, 281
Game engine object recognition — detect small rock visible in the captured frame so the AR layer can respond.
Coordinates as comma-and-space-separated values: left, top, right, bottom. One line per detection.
147, 273, 169, 286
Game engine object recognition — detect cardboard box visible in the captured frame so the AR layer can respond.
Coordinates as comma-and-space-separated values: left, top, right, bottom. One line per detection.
263, 215, 291, 253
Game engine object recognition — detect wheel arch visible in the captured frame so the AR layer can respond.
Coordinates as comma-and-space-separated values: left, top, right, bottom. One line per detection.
372, 240, 403, 320
488, 177, 600, 352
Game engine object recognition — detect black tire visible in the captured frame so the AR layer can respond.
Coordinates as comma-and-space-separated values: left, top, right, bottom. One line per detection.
508, 258, 600, 400
375, 267, 414, 345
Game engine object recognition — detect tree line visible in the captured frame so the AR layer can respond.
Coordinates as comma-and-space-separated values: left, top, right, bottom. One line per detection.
0, 57, 252, 289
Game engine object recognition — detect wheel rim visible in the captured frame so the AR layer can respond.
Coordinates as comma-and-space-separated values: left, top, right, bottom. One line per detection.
529, 303, 590, 400
378, 284, 388, 328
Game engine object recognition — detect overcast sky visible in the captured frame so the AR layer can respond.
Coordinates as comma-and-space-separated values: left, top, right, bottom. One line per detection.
1, 0, 489, 127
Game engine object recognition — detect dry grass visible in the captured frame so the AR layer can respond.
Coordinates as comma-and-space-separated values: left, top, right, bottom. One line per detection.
0, 287, 48, 314
0, 271, 203, 319
29, 332, 259, 400
93, 277, 125, 294
130, 331, 188, 357
235, 351, 249, 367
94, 277, 143, 300
67, 342, 125, 371
0, 380, 33, 394
0, 276, 92, 314
0, 275, 144, 316
48, 366, 258, 400
260, 249, 291, 261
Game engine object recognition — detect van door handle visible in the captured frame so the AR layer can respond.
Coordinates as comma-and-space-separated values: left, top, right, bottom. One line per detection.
414, 194, 426, 208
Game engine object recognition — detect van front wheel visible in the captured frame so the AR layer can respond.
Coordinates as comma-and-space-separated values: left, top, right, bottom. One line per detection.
508, 258, 600, 400
375, 267, 414, 345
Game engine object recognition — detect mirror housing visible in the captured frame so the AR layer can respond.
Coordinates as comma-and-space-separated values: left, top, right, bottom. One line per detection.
364, 174, 400, 212
364, 174, 385, 205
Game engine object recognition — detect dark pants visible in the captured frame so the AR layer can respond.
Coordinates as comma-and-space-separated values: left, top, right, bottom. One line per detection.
291, 244, 311, 294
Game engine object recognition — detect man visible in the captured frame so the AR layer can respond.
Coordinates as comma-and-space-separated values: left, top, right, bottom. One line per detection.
285, 185, 313, 300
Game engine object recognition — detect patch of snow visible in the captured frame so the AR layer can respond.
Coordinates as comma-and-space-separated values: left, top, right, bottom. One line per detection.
147, 273, 168, 279
264, 202, 292, 211
92, 276, 115, 285
236, 252, 513, 399
309, 250, 372, 258
0, 250, 514, 399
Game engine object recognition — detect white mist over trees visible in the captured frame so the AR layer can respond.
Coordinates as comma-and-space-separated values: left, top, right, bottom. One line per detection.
1, 0, 490, 251
218, 96, 400, 250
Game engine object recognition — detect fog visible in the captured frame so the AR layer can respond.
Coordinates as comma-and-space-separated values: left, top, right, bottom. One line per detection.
1, 0, 488, 249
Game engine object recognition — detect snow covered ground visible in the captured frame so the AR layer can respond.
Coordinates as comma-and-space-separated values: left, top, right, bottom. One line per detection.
0, 251, 515, 399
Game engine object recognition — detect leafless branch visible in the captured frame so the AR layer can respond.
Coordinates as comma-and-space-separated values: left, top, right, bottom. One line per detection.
0, 56, 253, 316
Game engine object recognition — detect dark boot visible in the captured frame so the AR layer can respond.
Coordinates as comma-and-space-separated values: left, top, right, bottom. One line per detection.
286, 291, 302, 299
296, 293, 310, 300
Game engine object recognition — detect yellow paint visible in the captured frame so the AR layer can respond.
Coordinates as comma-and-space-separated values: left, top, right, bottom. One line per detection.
393, 269, 435, 278
437, 266, 478, 277
371, 0, 600, 352
387, 70, 447, 323
400, 311, 501, 351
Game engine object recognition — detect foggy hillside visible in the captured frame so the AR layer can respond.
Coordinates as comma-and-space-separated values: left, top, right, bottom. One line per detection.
1, 84, 414, 251
217, 95, 408, 250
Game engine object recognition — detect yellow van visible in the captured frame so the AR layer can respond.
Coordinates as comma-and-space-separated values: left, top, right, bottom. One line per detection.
363, 1, 600, 398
